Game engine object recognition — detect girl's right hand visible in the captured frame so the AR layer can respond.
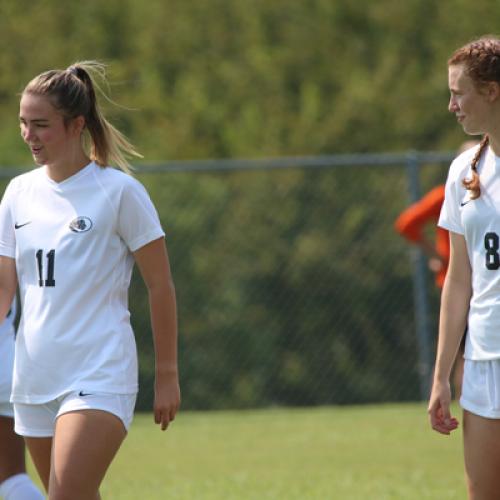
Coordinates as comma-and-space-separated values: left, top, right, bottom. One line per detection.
428, 380, 459, 435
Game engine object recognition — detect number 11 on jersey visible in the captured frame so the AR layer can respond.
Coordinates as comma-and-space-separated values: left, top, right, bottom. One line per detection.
36, 249, 56, 287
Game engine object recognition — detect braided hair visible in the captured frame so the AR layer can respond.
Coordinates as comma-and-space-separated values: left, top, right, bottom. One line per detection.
462, 135, 488, 199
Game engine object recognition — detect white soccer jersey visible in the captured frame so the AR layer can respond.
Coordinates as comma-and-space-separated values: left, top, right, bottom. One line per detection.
0, 297, 17, 403
0, 162, 164, 403
439, 144, 500, 360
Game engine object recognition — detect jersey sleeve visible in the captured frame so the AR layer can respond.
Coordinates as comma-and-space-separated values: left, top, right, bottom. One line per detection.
438, 160, 466, 235
117, 177, 165, 252
0, 181, 16, 258
394, 185, 444, 242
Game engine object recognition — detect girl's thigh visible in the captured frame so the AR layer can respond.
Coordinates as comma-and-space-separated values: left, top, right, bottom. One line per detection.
463, 410, 500, 500
49, 409, 126, 500
24, 436, 52, 492
0, 416, 26, 481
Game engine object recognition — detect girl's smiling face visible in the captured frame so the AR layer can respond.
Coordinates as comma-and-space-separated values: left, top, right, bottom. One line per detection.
19, 93, 83, 168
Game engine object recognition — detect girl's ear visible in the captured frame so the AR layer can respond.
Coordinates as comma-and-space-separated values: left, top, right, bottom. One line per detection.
70, 115, 86, 136
487, 81, 500, 102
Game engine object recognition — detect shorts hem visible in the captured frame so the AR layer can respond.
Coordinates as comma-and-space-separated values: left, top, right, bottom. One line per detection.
13, 392, 136, 437
0, 401, 14, 418
14, 425, 54, 438
57, 405, 131, 432
460, 396, 500, 419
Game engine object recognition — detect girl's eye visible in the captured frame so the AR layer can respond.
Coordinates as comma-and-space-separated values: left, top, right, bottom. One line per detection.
19, 122, 48, 128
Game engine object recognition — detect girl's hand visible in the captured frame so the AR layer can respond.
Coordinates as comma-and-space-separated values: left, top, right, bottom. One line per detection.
428, 380, 459, 435
154, 371, 181, 431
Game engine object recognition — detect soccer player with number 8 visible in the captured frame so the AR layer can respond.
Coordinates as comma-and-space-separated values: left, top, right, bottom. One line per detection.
429, 36, 500, 499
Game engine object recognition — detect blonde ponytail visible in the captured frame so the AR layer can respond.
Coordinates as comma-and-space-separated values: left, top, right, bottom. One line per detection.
23, 60, 142, 174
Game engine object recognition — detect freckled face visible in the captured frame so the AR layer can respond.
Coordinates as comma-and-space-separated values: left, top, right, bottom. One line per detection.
448, 64, 492, 136
19, 93, 73, 166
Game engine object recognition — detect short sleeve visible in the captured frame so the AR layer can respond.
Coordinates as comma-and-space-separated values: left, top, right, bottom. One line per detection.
438, 160, 466, 235
0, 182, 17, 258
117, 177, 165, 252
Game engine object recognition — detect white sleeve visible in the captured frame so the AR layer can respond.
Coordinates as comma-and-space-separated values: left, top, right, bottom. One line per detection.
0, 181, 16, 258
438, 160, 467, 235
117, 177, 165, 252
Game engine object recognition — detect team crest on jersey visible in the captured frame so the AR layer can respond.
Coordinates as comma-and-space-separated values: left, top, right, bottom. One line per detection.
69, 216, 93, 233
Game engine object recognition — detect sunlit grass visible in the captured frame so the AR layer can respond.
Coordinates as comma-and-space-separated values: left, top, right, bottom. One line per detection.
28, 403, 465, 499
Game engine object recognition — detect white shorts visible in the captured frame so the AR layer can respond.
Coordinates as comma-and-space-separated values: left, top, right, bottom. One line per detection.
0, 401, 14, 418
461, 359, 500, 419
14, 391, 137, 437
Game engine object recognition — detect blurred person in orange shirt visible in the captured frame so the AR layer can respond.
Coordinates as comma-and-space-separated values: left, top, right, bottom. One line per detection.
395, 183, 450, 288
395, 140, 479, 399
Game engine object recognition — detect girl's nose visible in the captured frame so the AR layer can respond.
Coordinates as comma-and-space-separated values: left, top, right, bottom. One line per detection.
448, 96, 458, 113
22, 125, 34, 142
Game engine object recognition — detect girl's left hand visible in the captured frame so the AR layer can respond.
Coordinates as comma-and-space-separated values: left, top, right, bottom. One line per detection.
154, 372, 181, 431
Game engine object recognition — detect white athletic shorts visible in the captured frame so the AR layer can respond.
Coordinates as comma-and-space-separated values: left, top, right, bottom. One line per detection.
14, 391, 137, 437
461, 359, 500, 419
0, 401, 14, 418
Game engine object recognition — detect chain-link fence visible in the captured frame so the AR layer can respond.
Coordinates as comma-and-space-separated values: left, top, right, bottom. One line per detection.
0, 152, 456, 411
130, 152, 457, 411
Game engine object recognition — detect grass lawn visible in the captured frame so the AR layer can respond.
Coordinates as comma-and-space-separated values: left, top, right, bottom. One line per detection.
30, 402, 466, 499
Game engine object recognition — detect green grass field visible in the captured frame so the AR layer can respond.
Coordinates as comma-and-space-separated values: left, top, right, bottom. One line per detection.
30, 403, 466, 499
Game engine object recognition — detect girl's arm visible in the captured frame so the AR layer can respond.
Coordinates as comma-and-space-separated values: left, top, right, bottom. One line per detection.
134, 238, 180, 431
0, 256, 17, 322
428, 231, 471, 434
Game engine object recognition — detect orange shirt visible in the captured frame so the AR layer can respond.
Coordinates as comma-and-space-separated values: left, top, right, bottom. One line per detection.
395, 185, 449, 288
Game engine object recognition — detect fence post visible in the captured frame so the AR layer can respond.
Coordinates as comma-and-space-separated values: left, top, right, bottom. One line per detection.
406, 151, 433, 400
